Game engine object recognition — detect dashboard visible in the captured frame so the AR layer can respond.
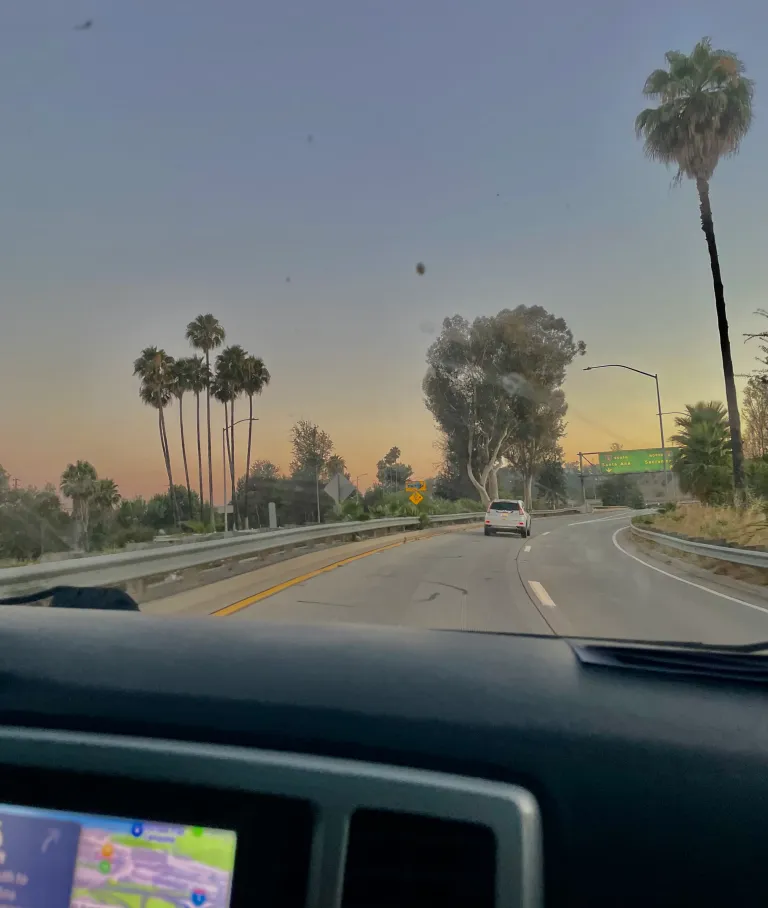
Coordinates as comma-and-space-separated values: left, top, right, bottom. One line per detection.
0, 605, 765, 907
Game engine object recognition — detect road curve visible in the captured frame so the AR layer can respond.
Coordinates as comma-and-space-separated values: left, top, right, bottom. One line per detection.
147, 512, 768, 645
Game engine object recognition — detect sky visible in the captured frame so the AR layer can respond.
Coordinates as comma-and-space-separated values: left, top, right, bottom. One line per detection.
2, 0, 768, 499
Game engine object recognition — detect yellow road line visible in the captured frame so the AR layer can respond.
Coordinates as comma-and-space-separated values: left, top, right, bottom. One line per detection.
211, 525, 476, 617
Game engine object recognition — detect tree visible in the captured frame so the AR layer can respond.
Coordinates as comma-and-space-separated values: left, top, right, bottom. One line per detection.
327, 454, 347, 477
671, 401, 732, 503
432, 434, 483, 501
171, 357, 198, 521
0, 470, 72, 562
375, 447, 412, 490
186, 355, 210, 519
290, 421, 334, 481
248, 460, 282, 481
536, 459, 567, 508
133, 347, 178, 525
241, 355, 271, 529
424, 306, 585, 507
60, 460, 98, 548
598, 475, 644, 509
636, 38, 754, 493
742, 376, 768, 460
213, 345, 248, 529
186, 314, 226, 530
503, 390, 567, 508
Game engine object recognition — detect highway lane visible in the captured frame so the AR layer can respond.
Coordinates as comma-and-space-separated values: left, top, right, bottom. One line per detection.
148, 511, 768, 644
225, 511, 768, 644
519, 514, 768, 644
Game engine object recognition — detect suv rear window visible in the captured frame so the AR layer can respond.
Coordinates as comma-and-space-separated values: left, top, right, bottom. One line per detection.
488, 501, 520, 511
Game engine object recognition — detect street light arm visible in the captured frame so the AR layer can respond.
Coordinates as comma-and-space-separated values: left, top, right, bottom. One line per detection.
224, 417, 259, 429
583, 362, 669, 497
583, 364, 657, 380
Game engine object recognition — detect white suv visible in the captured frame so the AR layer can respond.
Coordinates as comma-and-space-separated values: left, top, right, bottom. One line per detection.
484, 499, 531, 538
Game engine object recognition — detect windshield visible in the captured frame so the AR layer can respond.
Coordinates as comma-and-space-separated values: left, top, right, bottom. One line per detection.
1, 3, 767, 649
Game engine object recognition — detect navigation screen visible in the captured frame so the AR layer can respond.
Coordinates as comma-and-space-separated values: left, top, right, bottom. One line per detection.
0, 802, 236, 908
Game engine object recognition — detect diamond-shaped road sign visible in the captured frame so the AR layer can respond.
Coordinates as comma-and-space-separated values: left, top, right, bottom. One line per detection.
324, 473, 356, 505
409, 491, 424, 506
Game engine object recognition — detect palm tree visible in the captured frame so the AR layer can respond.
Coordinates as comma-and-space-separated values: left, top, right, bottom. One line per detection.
327, 455, 346, 477
171, 357, 197, 521
636, 38, 754, 493
187, 355, 210, 520
671, 401, 732, 503
185, 315, 226, 530
93, 478, 122, 531
241, 355, 271, 528
133, 347, 179, 525
214, 345, 248, 529
60, 460, 97, 549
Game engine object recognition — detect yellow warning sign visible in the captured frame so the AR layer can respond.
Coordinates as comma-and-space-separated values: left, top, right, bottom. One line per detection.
406, 480, 427, 492
409, 491, 424, 505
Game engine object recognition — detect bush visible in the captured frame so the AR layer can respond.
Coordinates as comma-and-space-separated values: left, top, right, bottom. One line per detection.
180, 520, 207, 534
598, 474, 644, 508
109, 526, 156, 548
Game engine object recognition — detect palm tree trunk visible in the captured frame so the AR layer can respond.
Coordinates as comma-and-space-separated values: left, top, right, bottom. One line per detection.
158, 407, 178, 525
229, 400, 239, 529
244, 394, 254, 529
205, 351, 215, 531
178, 396, 193, 521
195, 392, 204, 522
697, 177, 745, 493
223, 401, 234, 526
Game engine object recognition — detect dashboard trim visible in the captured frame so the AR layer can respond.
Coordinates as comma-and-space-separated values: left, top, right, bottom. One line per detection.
0, 725, 542, 908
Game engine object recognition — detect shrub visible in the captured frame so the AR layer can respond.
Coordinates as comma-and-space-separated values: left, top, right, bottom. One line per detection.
110, 526, 156, 547
181, 520, 207, 534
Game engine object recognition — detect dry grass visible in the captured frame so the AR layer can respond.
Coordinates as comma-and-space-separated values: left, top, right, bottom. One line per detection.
644, 502, 768, 549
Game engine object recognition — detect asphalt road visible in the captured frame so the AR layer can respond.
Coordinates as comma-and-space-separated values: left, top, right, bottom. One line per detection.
149, 511, 768, 645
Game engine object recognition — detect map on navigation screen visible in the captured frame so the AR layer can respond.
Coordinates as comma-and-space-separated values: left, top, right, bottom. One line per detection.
0, 803, 236, 908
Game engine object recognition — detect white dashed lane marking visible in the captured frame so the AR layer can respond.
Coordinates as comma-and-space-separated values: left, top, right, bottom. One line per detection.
524, 545, 531, 552
528, 581, 556, 608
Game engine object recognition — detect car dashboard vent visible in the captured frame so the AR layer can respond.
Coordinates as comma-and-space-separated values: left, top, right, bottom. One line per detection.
574, 643, 768, 683
341, 808, 496, 908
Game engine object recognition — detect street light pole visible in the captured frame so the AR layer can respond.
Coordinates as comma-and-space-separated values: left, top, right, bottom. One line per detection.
583, 364, 669, 499
654, 373, 668, 499
222, 417, 259, 533
355, 473, 368, 503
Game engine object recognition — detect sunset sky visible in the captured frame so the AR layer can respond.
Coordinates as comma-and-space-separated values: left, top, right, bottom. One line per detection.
2, 0, 768, 500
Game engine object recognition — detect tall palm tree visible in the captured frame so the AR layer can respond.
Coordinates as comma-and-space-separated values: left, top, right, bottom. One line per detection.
214, 345, 248, 529
187, 355, 210, 520
636, 38, 754, 493
241, 355, 271, 528
60, 460, 98, 549
133, 347, 179, 525
185, 315, 226, 530
171, 357, 197, 521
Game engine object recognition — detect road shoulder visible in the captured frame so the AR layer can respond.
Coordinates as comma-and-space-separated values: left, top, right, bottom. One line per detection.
622, 526, 768, 607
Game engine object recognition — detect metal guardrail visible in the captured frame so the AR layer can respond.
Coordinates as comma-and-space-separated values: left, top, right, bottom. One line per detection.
0, 514, 485, 598
631, 523, 768, 569
0, 507, 583, 600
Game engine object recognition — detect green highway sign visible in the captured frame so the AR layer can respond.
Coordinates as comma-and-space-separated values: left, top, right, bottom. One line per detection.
597, 448, 666, 474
